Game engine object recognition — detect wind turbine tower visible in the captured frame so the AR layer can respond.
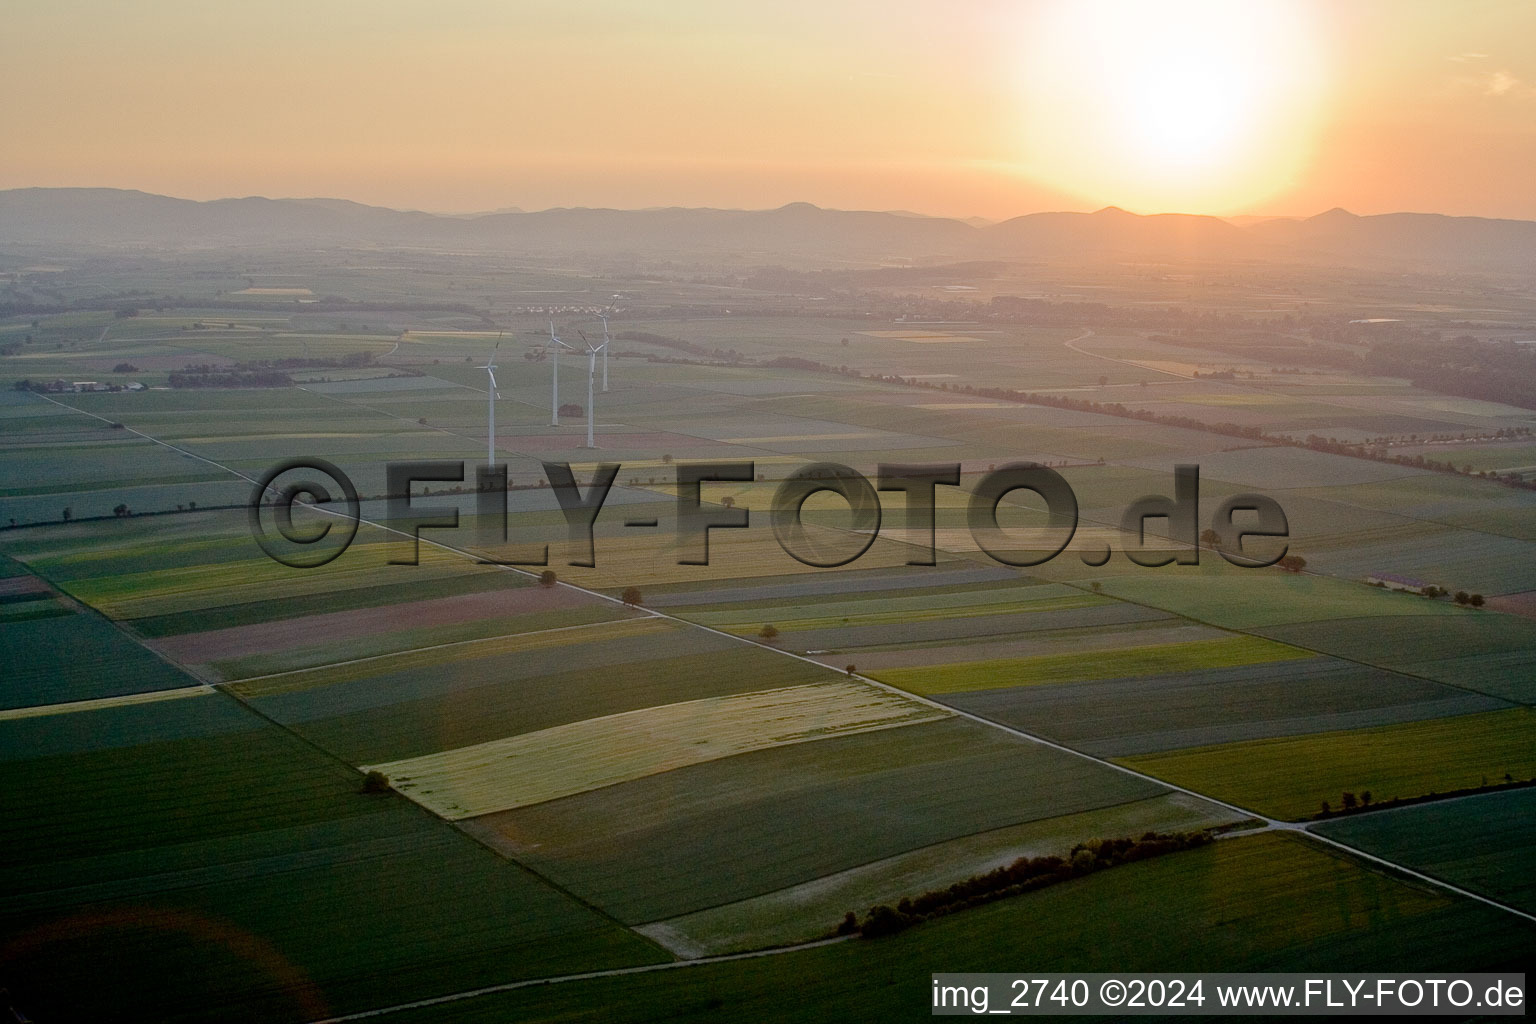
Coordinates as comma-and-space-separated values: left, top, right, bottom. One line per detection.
548, 321, 574, 427
595, 312, 612, 392
577, 330, 608, 449
478, 336, 501, 466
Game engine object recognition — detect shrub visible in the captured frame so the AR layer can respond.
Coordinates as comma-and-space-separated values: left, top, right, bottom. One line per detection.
759, 624, 779, 640
621, 586, 643, 606
539, 570, 557, 588
362, 770, 391, 794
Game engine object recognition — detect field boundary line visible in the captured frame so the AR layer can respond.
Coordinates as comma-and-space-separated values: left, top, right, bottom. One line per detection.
0, 684, 212, 721
308, 935, 855, 1023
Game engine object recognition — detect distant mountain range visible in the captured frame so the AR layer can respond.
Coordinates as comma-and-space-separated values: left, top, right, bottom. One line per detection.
3, 188, 1534, 271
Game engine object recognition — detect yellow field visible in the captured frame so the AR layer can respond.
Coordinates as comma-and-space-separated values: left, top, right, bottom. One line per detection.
369, 680, 950, 819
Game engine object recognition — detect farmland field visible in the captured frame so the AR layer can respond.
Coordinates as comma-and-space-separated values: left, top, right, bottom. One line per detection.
465, 717, 1170, 924
3, 223, 1535, 1021
1313, 789, 1536, 913
373, 680, 951, 818
1119, 708, 1536, 820
870, 633, 1310, 694
381, 833, 1534, 1024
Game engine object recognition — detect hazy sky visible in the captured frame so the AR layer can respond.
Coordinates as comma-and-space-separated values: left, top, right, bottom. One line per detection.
5, 0, 1534, 219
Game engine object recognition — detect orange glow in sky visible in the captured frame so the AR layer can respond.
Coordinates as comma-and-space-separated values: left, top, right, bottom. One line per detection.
2, 0, 1533, 219
1011, 0, 1330, 213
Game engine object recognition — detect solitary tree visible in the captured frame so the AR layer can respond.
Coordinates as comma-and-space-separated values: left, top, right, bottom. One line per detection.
758, 624, 779, 640
1360, 790, 1372, 807
112, 504, 130, 518
621, 586, 643, 607
721, 496, 736, 509
362, 770, 391, 794
1200, 528, 1221, 549
1277, 554, 1306, 573
1341, 791, 1357, 810
539, 570, 557, 588
845, 664, 857, 676
62, 507, 72, 523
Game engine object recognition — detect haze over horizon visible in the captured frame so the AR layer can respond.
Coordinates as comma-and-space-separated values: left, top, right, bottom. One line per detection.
15, 185, 1536, 227
5, 0, 1535, 221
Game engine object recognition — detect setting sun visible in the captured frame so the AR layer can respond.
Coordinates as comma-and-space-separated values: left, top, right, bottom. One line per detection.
1013, 0, 1330, 213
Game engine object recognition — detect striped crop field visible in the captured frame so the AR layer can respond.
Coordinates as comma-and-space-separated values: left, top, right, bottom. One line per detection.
683, 585, 1110, 634
55, 533, 498, 620
868, 634, 1311, 695
229, 615, 674, 698
1119, 707, 1536, 820
368, 680, 950, 818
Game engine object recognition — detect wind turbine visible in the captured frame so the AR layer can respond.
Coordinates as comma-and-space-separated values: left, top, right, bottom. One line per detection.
547, 321, 575, 426
478, 334, 501, 466
594, 311, 612, 392
577, 330, 608, 449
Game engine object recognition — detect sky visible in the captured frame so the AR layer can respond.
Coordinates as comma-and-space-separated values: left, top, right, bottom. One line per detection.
4, 0, 1535, 220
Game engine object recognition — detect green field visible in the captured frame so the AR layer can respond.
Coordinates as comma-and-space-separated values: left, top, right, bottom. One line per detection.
644, 792, 1240, 955
235, 630, 834, 765
1314, 788, 1536, 913
1120, 708, 1536, 820
1092, 564, 1473, 630
869, 634, 1309, 695
382, 833, 1534, 1023
0, 693, 663, 1022
941, 658, 1506, 758
195, 603, 633, 680
465, 717, 1166, 924
1257, 613, 1536, 703
0, 601, 197, 708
